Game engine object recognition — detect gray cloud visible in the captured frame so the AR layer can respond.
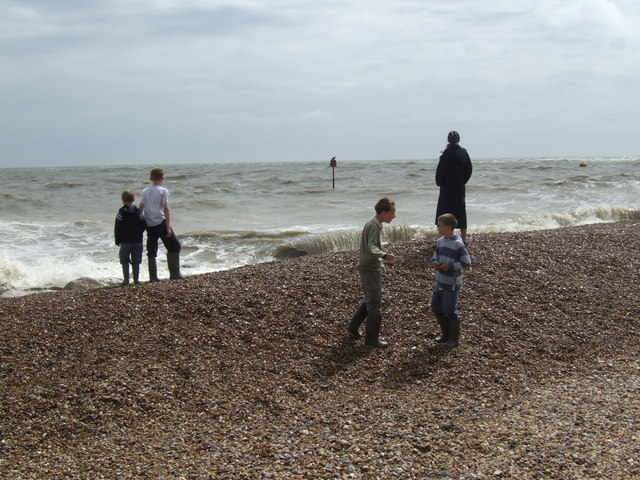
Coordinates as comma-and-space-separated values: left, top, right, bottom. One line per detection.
1, 0, 638, 166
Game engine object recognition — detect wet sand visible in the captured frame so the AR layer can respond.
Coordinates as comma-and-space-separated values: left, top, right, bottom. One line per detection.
1, 222, 639, 479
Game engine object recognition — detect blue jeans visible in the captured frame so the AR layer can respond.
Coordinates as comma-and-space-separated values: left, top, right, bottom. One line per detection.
119, 243, 143, 265
431, 287, 460, 321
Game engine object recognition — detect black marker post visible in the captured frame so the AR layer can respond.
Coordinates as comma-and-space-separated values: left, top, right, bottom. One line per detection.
329, 156, 337, 189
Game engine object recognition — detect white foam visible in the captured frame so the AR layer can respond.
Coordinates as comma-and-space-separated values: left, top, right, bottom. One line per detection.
0, 252, 117, 295
472, 206, 639, 233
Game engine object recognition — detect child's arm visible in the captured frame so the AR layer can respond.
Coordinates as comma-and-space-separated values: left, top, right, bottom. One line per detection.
432, 242, 441, 269
446, 245, 471, 272
138, 209, 147, 230
363, 222, 384, 258
114, 215, 122, 246
366, 239, 395, 262
163, 204, 172, 237
433, 241, 471, 272
459, 245, 471, 269
363, 223, 395, 263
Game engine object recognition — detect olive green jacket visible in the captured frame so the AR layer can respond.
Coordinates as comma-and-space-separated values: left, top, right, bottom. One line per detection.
358, 217, 387, 271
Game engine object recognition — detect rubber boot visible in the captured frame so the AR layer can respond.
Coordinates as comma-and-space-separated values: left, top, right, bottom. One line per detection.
434, 315, 449, 343
444, 316, 460, 348
167, 252, 185, 280
148, 256, 159, 282
346, 303, 366, 338
132, 264, 140, 284
364, 312, 389, 348
121, 264, 130, 285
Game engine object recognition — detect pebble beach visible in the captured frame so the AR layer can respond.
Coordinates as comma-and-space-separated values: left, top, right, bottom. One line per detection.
1, 222, 639, 479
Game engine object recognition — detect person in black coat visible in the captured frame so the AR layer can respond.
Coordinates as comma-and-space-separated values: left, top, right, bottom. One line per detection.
435, 131, 473, 243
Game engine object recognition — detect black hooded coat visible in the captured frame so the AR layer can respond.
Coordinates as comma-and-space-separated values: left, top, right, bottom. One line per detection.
435, 144, 473, 228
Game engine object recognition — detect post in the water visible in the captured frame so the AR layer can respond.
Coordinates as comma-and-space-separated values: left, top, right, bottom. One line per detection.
330, 156, 337, 189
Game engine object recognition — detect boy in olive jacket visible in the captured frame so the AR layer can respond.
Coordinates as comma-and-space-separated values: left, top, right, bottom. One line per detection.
346, 197, 397, 348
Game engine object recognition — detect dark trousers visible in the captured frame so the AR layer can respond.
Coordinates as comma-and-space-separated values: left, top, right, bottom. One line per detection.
348, 268, 383, 341
146, 221, 181, 257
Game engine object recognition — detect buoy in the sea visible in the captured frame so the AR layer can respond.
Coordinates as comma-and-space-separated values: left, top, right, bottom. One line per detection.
579, 161, 588, 167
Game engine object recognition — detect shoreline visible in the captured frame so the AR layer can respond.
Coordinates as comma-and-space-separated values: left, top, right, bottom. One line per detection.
4, 216, 640, 299
1, 221, 639, 478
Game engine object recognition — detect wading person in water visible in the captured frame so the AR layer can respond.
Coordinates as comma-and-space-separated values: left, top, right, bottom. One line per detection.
435, 130, 473, 244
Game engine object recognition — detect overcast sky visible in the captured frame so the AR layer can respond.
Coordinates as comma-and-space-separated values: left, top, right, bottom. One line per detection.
1, 0, 639, 167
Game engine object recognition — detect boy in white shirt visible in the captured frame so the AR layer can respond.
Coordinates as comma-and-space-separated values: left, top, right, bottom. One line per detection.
139, 168, 184, 281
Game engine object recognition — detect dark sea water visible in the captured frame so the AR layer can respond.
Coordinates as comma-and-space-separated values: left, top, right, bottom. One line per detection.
1, 157, 638, 296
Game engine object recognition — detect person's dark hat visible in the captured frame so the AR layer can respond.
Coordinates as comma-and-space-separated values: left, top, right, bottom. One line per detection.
447, 131, 460, 143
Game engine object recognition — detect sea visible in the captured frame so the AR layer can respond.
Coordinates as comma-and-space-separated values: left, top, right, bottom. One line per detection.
1, 157, 639, 297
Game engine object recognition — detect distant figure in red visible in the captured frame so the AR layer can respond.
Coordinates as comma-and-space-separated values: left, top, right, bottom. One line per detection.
435, 131, 473, 243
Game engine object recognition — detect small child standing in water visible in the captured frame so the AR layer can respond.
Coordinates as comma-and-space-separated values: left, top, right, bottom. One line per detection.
114, 189, 146, 285
431, 213, 471, 347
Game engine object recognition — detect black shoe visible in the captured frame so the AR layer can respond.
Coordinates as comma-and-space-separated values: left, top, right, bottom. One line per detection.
346, 327, 362, 339
364, 339, 389, 348
444, 339, 459, 348
434, 335, 448, 343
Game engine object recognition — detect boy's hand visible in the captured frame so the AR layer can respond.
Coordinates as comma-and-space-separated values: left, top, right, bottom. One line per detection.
385, 253, 397, 263
435, 262, 449, 271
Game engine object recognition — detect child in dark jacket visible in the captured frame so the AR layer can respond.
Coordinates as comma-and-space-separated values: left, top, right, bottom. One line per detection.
114, 189, 147, 284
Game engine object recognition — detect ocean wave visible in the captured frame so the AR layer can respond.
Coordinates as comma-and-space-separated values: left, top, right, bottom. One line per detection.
474, 207, 640, 232
274, 208, 640, 259
0, 192, 20, 200
185, 207, 640, 263
0, 250, 120, 296
190, 198, 227, 208
3, 207, 638, 297
186, 229, 314, 241
273, 224, 435, 259
44, 181, 87, 189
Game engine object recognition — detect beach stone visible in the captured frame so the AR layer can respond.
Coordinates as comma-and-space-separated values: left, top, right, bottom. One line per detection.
63, 277, 105, 290
1, 221, 639, 479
